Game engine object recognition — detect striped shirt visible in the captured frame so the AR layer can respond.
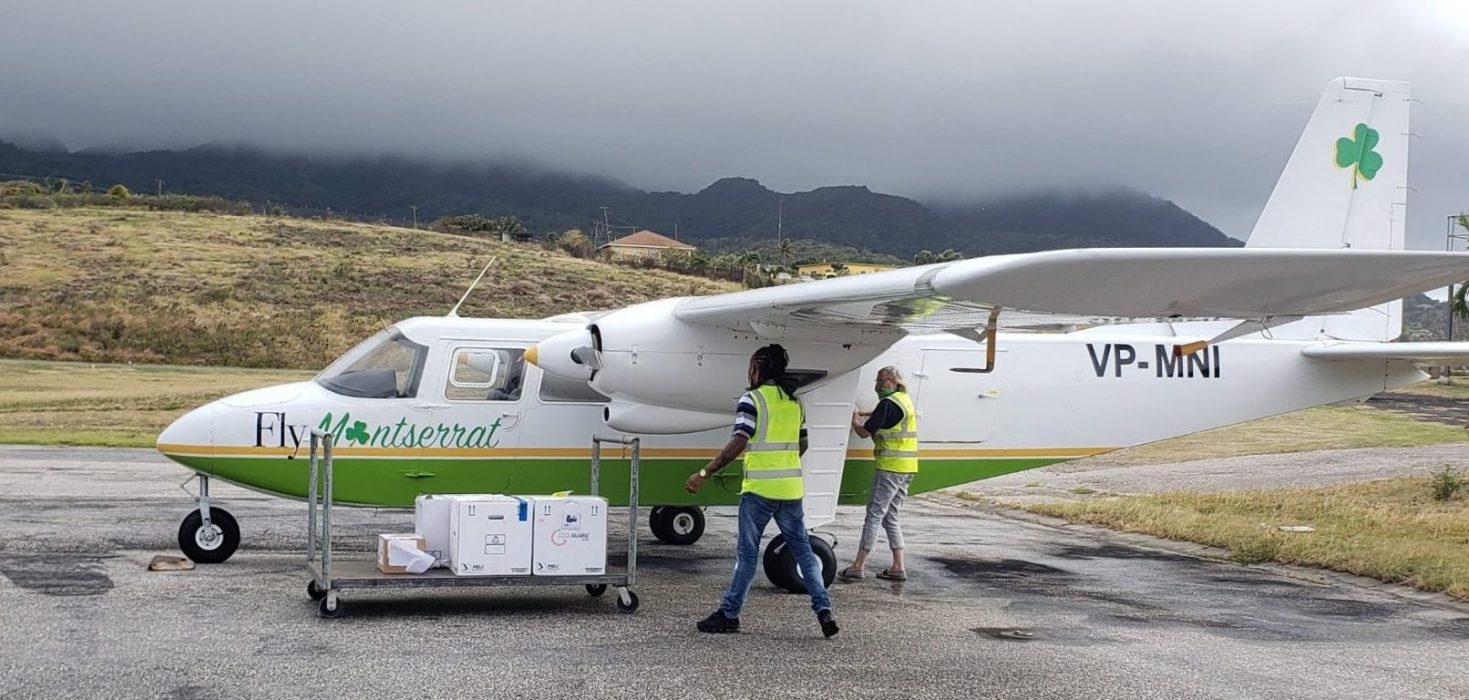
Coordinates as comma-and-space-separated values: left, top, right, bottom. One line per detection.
733, 388, 808, 440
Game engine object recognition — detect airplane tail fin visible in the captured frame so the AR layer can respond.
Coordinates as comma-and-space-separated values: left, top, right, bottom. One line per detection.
1246, 77, 1411, 341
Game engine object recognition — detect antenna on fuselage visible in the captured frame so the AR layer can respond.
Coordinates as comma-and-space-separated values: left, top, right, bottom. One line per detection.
447, 257, 498, 318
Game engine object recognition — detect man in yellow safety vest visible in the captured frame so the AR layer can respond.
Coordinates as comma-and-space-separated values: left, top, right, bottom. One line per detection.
840, 365, 918, 582
685, 344, 838, 637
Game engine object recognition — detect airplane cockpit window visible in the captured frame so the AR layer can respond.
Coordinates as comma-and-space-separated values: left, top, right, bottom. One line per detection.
446, 348, 525, 402
315, 329, 427, 399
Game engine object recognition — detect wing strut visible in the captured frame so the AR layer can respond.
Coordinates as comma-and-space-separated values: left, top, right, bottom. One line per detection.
943, 307, 1003, 373
1173, 315, 1307, 357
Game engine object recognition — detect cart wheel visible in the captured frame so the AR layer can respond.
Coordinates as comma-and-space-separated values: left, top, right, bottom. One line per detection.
318, 592, 341, 619
178, 507, 240, 564
586, 584, 607, 597
307, 579, 326, 601
763, 533, 837, 594
616, 588, 640, 614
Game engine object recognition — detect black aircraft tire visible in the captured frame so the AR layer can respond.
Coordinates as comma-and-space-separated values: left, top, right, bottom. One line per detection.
178, 508, 240, 564
650, 506, 705, 545
762, 534, 836, 594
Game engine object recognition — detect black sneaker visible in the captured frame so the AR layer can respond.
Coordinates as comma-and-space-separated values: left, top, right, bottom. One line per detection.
697, 610, 740, 634
817, 609, 839, 638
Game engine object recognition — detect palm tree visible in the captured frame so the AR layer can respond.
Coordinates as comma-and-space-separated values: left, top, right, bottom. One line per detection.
776, 239, 795, 266
913, 250, 935, 265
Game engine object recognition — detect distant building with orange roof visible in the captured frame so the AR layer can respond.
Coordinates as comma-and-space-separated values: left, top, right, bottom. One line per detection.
598, 229, 697, 262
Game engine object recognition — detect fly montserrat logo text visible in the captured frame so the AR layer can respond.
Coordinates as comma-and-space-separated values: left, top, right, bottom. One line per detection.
252, 411, 509, 449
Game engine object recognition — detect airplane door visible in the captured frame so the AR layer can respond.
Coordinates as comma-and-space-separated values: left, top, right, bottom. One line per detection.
430, 344, 527, 493
915, 349, 997, 445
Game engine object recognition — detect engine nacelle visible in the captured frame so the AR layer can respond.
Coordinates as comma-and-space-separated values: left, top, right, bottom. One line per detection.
602, 400, 731, 434
531, 298, 889, 414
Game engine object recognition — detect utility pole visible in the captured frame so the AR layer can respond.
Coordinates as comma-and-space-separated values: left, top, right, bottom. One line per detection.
1443, 214, 1469, 382
156, 178, 163, 196
777, 197, 783, 241
410, 205, 419, 229
599, 206, 612, 247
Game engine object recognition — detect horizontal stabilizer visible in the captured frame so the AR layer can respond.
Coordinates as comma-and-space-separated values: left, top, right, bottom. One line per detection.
1302, 342, 1469, 363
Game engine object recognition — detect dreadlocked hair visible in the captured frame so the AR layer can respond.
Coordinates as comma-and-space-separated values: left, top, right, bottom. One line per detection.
752, 344, 799, 400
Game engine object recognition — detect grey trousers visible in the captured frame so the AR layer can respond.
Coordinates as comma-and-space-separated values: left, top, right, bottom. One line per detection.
858, 470, 914, 552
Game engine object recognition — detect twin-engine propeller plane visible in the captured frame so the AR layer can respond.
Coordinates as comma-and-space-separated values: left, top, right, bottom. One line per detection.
158, 77, 1469, 590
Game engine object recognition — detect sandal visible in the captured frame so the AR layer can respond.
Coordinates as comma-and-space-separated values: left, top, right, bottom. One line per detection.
838, 566, 865, 581
876, 568, 907, 581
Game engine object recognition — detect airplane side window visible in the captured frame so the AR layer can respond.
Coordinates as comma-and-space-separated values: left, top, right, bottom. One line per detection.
316, 329, 426, 399
446, 348, 525, 402
538, 369, 609, 403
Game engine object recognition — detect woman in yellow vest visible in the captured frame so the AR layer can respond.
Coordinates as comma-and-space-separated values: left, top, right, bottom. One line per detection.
840, 366, 918, 582
685, 344, 839, 638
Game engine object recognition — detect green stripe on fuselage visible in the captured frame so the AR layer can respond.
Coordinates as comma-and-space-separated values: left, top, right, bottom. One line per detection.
165, 455, 1066, 507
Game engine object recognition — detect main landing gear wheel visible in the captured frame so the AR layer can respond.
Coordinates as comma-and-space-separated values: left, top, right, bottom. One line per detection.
762, 534, 836, 594
649, 506, 705, 545
616, 588, 640, 614
178, 507, 240, 564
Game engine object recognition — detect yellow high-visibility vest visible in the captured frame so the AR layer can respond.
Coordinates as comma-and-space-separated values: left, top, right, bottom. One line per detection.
741, 384, 804, 500
873, 390, 919, 474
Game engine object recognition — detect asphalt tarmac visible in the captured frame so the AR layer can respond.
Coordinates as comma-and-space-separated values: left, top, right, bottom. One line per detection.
2, 446, 1467, 699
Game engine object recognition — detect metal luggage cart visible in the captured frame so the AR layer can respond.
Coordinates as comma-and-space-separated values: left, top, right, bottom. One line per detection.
304, 430, 642, 618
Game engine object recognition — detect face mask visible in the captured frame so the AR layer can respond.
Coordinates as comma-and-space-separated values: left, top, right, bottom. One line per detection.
877, 387, 897, 398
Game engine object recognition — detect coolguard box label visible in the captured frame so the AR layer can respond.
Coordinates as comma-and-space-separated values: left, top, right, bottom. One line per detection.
530, 496, 608, 576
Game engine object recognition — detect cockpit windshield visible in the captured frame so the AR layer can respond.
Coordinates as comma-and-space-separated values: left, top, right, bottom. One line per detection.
315, 328, 427, 399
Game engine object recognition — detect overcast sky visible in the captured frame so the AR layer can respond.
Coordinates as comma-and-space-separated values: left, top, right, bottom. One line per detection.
3, 1, 1467, 245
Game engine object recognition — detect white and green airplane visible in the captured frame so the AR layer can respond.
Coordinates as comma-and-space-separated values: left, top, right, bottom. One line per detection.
158, 77, 1469, 589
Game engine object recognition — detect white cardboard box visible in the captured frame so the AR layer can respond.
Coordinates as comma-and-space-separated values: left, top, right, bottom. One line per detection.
448, 495, 533, 576
530, 496, 608, 576
413, 495, 454, 568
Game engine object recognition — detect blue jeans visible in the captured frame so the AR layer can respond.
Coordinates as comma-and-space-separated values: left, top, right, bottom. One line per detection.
718, 492, 832, 619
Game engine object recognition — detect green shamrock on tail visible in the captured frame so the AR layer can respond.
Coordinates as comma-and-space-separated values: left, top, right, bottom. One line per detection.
1335, 123, 1382, 190
345, 421, 371, 445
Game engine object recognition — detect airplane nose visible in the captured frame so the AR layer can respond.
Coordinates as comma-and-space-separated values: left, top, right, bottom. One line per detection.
530, 328, 597, 381
157, 401, 217, 465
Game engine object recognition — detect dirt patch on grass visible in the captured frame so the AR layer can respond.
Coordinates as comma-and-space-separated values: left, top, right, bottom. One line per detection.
1366, 392, 1469, 428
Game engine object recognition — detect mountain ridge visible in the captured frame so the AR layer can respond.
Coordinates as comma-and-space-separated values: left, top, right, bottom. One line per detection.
0, 141, 1240, 259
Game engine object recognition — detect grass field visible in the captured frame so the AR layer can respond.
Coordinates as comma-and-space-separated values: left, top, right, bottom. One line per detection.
1086, 402, 1469, 467
0, 208, 735, 369
1003, 382, 1469, 599
0, 360, 309, 447
1023, 477, 1469, 599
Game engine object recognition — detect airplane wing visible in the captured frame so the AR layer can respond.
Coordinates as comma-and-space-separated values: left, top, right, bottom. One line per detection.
674, 248, 1469, 336
1302, 342, 1469, 363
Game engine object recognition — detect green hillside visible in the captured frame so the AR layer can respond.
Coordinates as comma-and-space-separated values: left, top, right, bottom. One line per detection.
0, 208, 736, 369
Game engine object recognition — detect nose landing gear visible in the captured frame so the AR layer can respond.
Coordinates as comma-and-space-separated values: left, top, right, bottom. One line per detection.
177, 474, 240, 564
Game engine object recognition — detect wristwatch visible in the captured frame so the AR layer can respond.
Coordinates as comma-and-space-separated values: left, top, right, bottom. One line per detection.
698, 468, 709, 478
